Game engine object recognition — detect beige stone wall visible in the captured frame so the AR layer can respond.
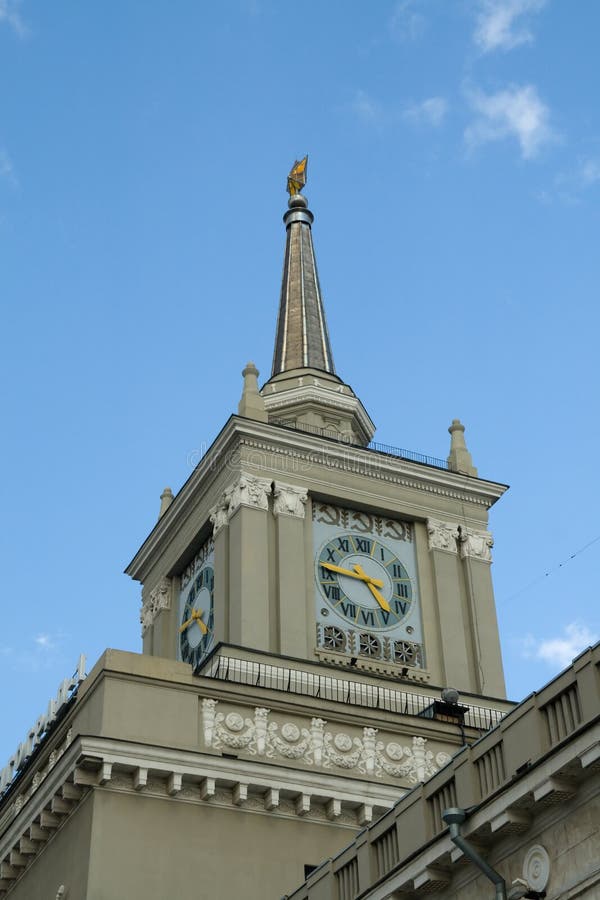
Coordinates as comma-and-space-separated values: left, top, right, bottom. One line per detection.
6, 796, 93, 900
85, 789, 351, 900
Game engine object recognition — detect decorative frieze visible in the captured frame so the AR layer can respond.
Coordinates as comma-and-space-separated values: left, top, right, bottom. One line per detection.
273, 482, 308, 518
140, 577, 172, 635
313, 502, 412, 542
426, 518, 459, 553
201, 699, 451, 783
458, 526, 494, 562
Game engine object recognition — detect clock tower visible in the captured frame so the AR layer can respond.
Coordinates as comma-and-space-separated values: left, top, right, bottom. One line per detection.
0, 161, 515, 900
127, 158, 507, 700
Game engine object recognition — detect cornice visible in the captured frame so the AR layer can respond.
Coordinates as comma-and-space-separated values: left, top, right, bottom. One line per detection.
125, 416, 507, 581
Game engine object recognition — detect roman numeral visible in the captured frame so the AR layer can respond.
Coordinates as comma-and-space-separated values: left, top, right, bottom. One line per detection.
320, 566, 335, 581
337, 538, 350, 553
355, 538, 372, 553
392, 564, 403, 578
393, 600, 408, 616
359, 609, 375, 627
338, 600, 356, 619
324, 584, 340, 601
379, 610, 391, 626
326, 548, 336, 562
395, 583, 409, 598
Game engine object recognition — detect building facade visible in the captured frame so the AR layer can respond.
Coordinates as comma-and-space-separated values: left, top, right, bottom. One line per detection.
0, 167, 536, 900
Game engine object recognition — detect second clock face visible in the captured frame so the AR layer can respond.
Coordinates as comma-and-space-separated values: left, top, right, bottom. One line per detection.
178, 537, 215, 669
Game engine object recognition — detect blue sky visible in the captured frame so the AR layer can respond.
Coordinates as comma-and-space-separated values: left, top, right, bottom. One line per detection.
1, 1, 599, 762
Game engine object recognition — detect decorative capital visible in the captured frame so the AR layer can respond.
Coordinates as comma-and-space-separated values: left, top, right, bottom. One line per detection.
426, 518, 459, 553
458, 526, 494, 562
140, 577, 172, 636
209, 488, 232, 536
273, 482, 308, 519
228, 472, 272, 516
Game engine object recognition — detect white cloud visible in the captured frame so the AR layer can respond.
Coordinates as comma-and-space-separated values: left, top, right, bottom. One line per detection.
389, 0, 426, 42
351, 90, 383, 124
0, 149, 17, 187
465, 84, 553, 159
403, 96, 448, 127
34, 633, 55, 649
521, 621, 598, 669
0, 0, 26, 36
474, 0, 546, 53
579, 158, 600, 187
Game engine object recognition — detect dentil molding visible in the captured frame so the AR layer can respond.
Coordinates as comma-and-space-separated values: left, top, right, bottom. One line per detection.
140, 577, 172, 635
201, 699, 451, 784
273, 482, 308, 518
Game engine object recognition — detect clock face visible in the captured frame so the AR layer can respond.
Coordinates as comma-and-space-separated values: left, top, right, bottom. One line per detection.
316, 534, 412, 630
313, 503, 424, 668
178, 537, 214, 669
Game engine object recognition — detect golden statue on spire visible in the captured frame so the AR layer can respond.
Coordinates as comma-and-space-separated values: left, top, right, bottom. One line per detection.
287, 156, 308, 196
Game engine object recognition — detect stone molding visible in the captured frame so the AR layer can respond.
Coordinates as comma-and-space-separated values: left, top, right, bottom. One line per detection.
201, 699, 451, 784
127, 419, 506, 579
426, 518, 459, 553
140, 577, 172, 635
273, 482, 308, 519
458, 526, 494, 562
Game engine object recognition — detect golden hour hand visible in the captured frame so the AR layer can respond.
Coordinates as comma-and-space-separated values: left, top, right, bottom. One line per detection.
179, 609, 208, 635
352, 564, 391, 613
321, 561, 384, 589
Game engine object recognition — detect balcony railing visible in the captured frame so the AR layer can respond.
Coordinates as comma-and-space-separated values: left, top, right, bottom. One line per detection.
270, 419, 449, 471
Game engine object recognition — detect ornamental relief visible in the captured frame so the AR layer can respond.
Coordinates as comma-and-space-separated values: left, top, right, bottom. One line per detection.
458, 526, 494, 562
201, 699, 451, 783
140, 577, 172, 635
313, 503, 412, 543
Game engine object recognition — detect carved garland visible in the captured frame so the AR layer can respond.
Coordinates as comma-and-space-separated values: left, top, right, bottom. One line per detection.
201, 700, 451, 783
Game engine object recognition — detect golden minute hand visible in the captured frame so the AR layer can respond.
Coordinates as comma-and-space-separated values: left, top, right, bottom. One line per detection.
321, 562, 384, 589
353, 564, 391, 613
192, 609, 208, 634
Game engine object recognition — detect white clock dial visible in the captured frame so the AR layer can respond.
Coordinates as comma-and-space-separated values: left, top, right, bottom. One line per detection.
313, 503, 424, 668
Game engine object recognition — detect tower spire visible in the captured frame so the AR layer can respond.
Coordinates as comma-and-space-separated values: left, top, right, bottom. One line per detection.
272, 157, 335, 377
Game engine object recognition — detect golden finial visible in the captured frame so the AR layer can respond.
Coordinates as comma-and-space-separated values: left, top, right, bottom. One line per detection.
287, 155, 308, 196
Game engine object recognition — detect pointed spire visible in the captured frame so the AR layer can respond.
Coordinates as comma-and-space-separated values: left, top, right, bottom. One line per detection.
238, 361, 267, 422
447, 420, 478, 477
158, 487, 174, 519
271, 190, 335, 377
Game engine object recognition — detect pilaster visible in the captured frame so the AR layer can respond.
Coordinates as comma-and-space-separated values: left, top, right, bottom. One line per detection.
227, 473, 272, 650
458, 526, 506, 697
210, 491, 231, 646
140, 578, 172, 658
426, 519, 474, 691
273, 481, 309, 656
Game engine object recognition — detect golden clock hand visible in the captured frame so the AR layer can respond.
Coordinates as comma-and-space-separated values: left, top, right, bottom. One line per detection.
192, 609, 208, 635
365, 580, 392, 613
179, 616, 194, 634
321, 561, 384, 588
353, 564, 391, 613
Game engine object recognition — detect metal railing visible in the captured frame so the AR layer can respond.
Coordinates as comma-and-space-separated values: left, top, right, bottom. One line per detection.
270, 419, 449, 471
203, 653, 505, 733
